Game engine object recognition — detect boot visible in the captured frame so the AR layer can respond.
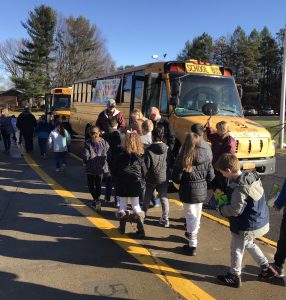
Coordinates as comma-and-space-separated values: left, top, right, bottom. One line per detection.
115, 210, 130, 234
134, 211, 145, 237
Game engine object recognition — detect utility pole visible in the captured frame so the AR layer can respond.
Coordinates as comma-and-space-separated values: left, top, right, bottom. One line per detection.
280, 27, 286, 149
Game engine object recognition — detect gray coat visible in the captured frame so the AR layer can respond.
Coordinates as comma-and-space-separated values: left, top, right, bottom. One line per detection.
172, 147, 215, 204
83, 138, 110, 176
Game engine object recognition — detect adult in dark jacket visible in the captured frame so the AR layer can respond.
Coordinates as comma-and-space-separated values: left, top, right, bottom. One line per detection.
96, 99, 126, 134
83, 125, 110, 211
112, 131, 146, 236
149, 107, 175, 151
16, 107, 37, 153
143, 126, 169, 227
0, 108, 14, 152
172, 132, 215, 256
103, 117, 122, 206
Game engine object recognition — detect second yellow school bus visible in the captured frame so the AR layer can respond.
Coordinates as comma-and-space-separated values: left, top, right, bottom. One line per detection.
70, 60, 275, 175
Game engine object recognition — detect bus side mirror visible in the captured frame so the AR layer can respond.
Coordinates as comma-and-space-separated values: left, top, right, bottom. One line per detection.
202, 103, 219, 116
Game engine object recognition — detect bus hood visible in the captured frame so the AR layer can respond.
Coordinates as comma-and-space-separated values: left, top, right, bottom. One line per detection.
171, 115, 275, 158
177, 115, 272, 139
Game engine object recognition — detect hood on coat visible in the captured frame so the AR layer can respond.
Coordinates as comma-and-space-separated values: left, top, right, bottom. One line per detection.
193, 147, 212, 165
232, 171, 264, 201
147, 142, 168, 155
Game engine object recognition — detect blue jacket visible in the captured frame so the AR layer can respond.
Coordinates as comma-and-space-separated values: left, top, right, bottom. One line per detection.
220, 171, 269, 236
36, 121, 52, 139
275, 178, 286, 214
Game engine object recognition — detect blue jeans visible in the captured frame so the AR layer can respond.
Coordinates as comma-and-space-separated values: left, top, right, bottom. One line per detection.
38, 138, 47, 155
55, 152, 67, 169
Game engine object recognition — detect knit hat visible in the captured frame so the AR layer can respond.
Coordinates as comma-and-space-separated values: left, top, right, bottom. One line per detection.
107, 99, 116, 108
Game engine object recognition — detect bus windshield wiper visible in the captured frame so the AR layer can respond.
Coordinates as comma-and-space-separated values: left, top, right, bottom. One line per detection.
219, 108, 237, 114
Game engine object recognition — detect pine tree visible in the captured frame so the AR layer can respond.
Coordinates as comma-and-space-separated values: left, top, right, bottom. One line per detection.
12, 5, 56, 99
258, 27, 280, 105
177, 33, 213, 62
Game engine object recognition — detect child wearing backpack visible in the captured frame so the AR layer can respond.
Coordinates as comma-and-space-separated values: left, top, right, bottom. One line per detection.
143, 126, 169, 227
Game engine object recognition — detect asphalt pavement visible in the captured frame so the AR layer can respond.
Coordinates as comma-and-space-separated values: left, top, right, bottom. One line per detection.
0, 138, 285, 299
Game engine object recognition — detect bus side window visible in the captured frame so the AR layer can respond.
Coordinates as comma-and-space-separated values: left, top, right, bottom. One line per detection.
160, 81, 169, 114
143, 74, 161, 116
123, 74, 132, 103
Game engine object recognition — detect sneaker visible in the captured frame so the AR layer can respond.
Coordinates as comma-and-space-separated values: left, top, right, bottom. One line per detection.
217, 272, 241, 288
185, 232, 191, 240
95, 201, 101, 212
270, 263, 284, 278
182, 244, 197, 256
61, 164, 66, 171
159, 217, 170, 228
153, 199, 160, 207
56, 168, 60, 172
258, 265, 278, 280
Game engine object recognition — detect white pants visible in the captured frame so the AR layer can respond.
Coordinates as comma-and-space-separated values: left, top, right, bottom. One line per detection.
119, 197, 142, 213
183, 203, 203, 247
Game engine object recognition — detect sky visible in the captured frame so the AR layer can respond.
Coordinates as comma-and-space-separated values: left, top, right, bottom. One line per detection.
0, 0, 286, 80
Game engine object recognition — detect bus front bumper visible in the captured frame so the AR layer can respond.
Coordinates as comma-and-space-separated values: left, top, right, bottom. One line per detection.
239, 156, 276, 175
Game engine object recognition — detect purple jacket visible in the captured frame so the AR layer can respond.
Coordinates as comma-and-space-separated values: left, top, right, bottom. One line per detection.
206, 127, 236, 165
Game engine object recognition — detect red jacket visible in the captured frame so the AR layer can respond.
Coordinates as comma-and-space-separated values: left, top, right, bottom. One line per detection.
206, 127, 236, 165
96, 109, 126, 133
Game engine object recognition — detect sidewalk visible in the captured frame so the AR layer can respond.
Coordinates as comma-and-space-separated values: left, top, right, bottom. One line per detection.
0, 141, 285, 299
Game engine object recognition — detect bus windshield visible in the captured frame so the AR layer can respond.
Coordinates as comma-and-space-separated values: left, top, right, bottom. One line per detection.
171, 74, 243, 117
53, 95, 71, 110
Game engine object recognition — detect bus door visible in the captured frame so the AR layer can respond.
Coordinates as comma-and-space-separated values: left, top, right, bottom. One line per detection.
45, 93, 52, 120
130, 73, 145, 114
142, 73, 161, 116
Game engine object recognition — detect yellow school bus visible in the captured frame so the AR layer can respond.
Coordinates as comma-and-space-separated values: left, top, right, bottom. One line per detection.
46, 87, 73, 119
70, 60, 275, 175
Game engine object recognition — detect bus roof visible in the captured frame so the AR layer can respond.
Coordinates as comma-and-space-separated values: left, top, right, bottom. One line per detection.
74, 60, 232, 83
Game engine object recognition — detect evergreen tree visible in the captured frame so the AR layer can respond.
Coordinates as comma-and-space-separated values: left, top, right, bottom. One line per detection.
177, 33, 213, 61
258, 27, 280, 105
212, 36, 231, 66
12, 5, 56, 99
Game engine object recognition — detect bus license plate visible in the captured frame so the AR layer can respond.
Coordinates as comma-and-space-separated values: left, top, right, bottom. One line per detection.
243, 162, 256, 170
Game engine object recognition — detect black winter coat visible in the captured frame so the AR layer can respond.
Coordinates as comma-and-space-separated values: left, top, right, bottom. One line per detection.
144, 142, 168, 185
16, 111, 37, 134
172, 147, 215, 204
112, 152, 146, 197
152, 117, 175, 151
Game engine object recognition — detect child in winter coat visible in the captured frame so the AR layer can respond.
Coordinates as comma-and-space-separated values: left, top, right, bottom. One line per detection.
83, 125, 110, 211
215, 153, 277, 288
0, 108, 14, 152
112, 131, 146, 236
206, 119, 236, 192
172, 132, 215, 256
140, 119, 153, 147
260, 178, 286, 279
48, 122, 71, 172
36, 115, 52, 158
143, 126, 169, 227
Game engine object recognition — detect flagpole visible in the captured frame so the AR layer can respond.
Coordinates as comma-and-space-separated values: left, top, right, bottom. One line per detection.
279, 27, 286, 149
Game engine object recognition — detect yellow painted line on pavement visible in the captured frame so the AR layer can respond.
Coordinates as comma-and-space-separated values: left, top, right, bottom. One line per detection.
23, 153, 215, 300
170, 198, 277, 248
68, 152, 278, 249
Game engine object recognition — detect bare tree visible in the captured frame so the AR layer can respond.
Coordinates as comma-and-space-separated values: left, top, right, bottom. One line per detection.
0, 39, 25, 77
53, 16, 115, 86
